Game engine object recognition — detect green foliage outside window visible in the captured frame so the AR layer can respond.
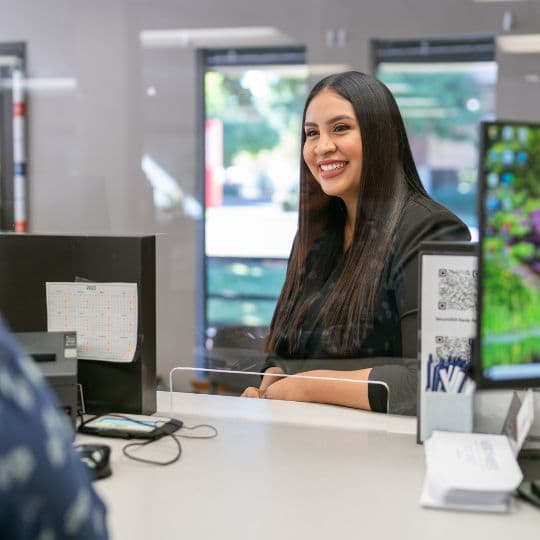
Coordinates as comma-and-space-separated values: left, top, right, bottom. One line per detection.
205, 71, 305, 167
377, 69, 489, 141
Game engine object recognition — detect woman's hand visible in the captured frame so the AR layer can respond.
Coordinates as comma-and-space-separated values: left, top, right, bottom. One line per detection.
241, 366, 284, 398
261, 375, 310, 402
241, 386, 263, 398
241, 368, 373, 410
241, 367, 310, 402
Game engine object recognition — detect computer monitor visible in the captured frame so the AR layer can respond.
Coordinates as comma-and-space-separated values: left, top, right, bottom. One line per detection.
475, 121, 540, 505
0, 233, 157, 414
475, 120, 540, 390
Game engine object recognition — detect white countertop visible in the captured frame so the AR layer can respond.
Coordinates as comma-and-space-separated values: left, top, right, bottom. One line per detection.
84, 392, 539, 540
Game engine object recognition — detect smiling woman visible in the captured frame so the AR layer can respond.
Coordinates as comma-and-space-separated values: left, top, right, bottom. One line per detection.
241, 71, 471, 415
302, 90, 364, 249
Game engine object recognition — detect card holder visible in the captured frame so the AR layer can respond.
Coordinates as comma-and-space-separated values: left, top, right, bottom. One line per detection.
421, 392, 474, 442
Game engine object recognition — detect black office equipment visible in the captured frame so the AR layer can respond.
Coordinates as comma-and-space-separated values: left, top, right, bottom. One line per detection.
15, 331, 78, 427
74, 443, 112, 481
79, 413, 183, 440
0, 233, 156, 414
474, 120, 540, 504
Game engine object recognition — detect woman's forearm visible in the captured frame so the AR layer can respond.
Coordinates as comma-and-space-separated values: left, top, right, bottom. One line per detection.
263, 369, 373, 410
303, 369, 372, 410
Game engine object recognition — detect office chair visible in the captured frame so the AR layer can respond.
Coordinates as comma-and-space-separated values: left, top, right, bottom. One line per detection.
204, 325, 268, 394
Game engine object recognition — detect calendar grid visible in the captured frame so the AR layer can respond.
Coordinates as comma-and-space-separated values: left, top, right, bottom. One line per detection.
46, 282, 138, 362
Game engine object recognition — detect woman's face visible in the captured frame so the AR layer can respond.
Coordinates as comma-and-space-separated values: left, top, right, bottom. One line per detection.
303, 89, 363, 208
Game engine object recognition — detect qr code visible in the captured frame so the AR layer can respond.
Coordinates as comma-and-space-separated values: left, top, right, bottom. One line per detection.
435, 336, 472, 361
438, 268, 477, 311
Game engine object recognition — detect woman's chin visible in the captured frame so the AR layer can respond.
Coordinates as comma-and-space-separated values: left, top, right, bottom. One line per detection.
320, 184, 344, 198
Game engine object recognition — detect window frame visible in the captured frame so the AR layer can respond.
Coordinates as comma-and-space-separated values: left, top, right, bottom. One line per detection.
0, 41, 25, 231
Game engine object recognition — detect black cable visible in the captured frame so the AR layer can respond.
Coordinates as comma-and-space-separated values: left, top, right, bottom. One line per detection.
177, 424, 218, 439
102, 415, 218, 466
122, 434, 183, 466
97, 413, 182, 466
78, 413, 218, 466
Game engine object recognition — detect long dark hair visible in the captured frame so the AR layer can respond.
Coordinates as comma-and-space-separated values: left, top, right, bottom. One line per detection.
266, 71, 429, 356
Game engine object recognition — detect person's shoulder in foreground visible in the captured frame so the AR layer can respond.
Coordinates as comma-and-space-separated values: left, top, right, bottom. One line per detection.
0, 317, 109, 540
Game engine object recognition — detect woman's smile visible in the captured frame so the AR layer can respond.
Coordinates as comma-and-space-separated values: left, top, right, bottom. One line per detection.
318, 160, 349, 179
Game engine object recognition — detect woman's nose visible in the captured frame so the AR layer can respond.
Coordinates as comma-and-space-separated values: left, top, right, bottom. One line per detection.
316, 134, 336, 155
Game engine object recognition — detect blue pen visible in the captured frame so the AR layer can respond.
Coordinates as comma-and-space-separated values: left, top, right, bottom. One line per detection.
453, 356, 462, 377
438, 358, 448, 391
448, 357, 457, 382
444, 358, 453, 392
426, 354, 433, 391
442, 358, 451, 390
433, 361, 441, 392
439, 359, 446, 392
457, 373, 468, 393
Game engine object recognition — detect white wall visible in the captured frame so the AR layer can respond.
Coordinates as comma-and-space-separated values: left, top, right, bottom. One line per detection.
1, 0, 540, 411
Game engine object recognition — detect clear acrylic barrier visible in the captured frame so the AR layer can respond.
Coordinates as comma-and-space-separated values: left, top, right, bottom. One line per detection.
166, 336, 424, 415
168, 362, 392, 416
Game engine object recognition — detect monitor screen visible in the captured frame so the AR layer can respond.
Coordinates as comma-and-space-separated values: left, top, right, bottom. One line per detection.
476, 120, 540, 388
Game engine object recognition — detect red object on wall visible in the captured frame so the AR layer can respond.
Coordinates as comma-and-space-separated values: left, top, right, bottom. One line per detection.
205, 118, 224, 208
13, 102, 25, 117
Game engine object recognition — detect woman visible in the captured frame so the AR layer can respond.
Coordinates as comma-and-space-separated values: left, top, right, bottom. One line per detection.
242, 71, 470, 414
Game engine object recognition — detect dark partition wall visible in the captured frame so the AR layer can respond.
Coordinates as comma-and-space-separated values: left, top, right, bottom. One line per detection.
0, 233, 156, 414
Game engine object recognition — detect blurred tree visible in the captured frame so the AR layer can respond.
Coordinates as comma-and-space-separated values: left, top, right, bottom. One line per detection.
378, 70, 488, 141
205, 71, 305, 167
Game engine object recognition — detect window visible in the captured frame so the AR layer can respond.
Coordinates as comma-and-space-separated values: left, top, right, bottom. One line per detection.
199, 47, 307, 359
373, 36, 497, 239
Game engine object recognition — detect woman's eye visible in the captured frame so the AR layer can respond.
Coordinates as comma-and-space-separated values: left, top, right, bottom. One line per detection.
305, 129, 318, 138
334, 123, 349, 132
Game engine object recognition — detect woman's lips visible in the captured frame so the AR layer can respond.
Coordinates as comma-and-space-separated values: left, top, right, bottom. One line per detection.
319, 161, 347, 179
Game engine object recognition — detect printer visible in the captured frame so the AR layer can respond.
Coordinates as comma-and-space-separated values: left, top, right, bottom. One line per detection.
15, 331, 78, 428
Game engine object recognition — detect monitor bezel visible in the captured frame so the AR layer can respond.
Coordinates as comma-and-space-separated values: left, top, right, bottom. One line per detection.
474, 119, 540, 389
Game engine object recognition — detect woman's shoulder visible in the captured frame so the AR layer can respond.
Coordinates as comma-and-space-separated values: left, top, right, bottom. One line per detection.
396, 192, 471, 248
402, 192, 461, 219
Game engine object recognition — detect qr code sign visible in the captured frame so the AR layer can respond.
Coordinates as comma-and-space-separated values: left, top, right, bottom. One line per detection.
438, 268, 477, 311
435, 336, 472, 361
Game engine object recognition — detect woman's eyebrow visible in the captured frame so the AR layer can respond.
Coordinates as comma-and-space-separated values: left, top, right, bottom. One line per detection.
304, 114, 355, 127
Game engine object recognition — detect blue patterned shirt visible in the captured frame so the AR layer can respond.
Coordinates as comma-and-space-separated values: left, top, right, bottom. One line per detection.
0, 317, 109, 539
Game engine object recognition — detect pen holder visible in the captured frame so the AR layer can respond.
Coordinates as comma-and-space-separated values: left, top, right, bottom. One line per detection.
420, 391, 474, 443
